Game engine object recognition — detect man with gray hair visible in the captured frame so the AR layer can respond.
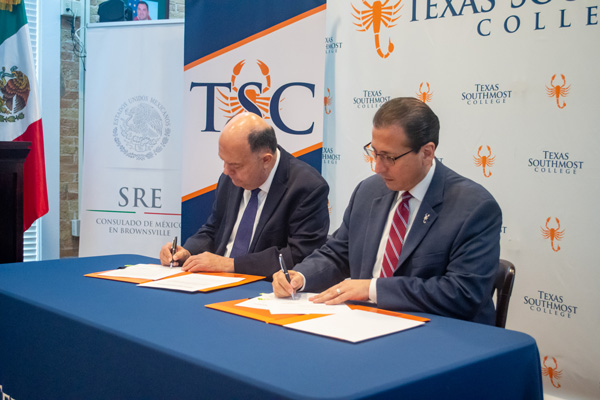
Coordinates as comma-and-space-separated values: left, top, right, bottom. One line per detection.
160, 112, 329, 277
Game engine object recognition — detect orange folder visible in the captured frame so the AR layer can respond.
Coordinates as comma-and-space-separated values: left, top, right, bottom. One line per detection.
206, 298, 430, 326
84, 270, 159, 284
85, 270, 264, 291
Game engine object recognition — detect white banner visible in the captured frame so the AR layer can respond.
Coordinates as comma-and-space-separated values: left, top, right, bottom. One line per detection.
323, 1, 599, 399
181, 1, 326, 242
80, 21, 184, 257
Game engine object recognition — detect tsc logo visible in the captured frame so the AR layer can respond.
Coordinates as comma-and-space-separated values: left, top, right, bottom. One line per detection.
461, 83, 512, 105
190, 59, 316, 134
325, 36, 343, 54
415, 82, 433, 103
542, 356, 563, 389
410, 0, 598, 38
324, 88, 333, 115
352, 0, 403, 59
473, 145, 495, 177
528, 150, 583, 175
218, 60, 271, 120
540, 217, 564, 252
546, 74, 570, 109
322, 147, 341, 165
523, 290, 578, 318
353, 89, 391, 109
0, 65, 30, 123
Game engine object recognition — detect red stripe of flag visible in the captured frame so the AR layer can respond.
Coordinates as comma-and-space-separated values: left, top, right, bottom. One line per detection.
13, 118, 48, 231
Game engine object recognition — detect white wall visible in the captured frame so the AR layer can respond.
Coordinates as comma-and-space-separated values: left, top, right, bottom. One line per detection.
38, 1, 61, 260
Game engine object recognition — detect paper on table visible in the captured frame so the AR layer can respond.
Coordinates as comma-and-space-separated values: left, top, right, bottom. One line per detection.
236, 292, 351, 315
138, 273, 244, 292
235, 293, 272, 310
98, 264, 183, 280
284, 309, 425, 343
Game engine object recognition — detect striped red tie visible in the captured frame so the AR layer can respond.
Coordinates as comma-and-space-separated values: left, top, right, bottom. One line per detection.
381, 192, 412, 278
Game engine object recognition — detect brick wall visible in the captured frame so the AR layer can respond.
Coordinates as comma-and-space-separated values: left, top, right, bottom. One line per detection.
60, 14, 81, 258
58, 0, 185, 257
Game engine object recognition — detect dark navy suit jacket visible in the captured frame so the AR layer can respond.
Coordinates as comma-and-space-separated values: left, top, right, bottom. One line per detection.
183, 146, 329, 278
296, 160, 502, 324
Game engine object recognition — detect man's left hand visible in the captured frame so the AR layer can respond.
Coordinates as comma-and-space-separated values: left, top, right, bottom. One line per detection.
181, 252, 234, 273
309, 279, 371, 305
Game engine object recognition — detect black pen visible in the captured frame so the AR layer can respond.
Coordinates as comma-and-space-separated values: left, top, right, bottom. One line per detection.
170, 236, 177, 269
279, 253, 295, 300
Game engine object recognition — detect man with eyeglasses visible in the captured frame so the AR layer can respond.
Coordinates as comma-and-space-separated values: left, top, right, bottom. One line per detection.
273, 97, 502, 324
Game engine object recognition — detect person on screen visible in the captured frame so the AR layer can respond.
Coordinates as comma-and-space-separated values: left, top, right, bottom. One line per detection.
133, 1, 151, 21
272, 97, 502, 325
160, 112, 330, 278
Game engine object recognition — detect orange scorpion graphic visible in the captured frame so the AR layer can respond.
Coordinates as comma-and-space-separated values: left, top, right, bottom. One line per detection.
324, 88, 333, 115
218, 59, 272, 119
363, 153, 376, 172
416, 82, 433, 103
545, 74, 570, 109
541, 356, 562, 388
352, 0, 403, 59
473, 145, 495, 177
540, 217, 565, 252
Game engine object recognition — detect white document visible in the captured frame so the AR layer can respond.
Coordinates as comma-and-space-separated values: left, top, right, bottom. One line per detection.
235, 293, 272, 310
236, 292, 351, 315
284, 309, 425, 343
137, 273, 244, 292
98, 264, 183, 280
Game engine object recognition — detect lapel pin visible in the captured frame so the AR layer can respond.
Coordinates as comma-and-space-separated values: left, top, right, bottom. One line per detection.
423, 213, 430, 224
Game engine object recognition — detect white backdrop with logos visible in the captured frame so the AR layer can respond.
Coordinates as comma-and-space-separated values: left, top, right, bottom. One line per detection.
80, 21, 183, 257
322, 1, 599, 399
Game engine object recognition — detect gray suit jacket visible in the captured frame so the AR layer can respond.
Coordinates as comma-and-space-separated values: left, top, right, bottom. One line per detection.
183, 146, 330, 278
296, 160, 501, 324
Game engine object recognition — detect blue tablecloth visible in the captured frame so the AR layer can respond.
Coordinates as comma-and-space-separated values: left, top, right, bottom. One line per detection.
0, 254, 543, 399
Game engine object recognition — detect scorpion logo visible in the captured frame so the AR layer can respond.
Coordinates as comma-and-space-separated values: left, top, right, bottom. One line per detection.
363, 153, 376, 172
324, 88, 333, 114
473, 145, 495, 178
415, 82, 433, 103
541, 356, 562, 388
545, 74, 570, 109
540, 217, 565, 252
218, 59, 272, 119
352, 0, 403, 59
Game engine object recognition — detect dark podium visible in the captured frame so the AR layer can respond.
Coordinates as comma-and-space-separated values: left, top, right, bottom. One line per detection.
0, 141, 30, 263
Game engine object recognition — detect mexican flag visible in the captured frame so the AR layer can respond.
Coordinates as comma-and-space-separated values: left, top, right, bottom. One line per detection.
0, 0, 48, 231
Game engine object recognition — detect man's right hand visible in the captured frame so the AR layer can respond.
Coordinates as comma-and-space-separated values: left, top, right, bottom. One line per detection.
159, 242, 191, 267
272, 270, 304, 298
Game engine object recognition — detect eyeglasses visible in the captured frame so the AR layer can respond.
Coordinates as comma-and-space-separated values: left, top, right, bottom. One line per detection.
363, 142, 413, 167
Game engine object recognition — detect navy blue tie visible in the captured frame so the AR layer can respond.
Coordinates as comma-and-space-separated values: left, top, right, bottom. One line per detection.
230, 188, 260, 258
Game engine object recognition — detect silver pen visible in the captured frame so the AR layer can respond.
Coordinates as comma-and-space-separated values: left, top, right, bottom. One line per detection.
279, 253, 295, 300
169, 236, 177, 269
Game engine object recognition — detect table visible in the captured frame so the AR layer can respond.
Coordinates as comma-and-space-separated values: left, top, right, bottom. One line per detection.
0, 255, 543, 399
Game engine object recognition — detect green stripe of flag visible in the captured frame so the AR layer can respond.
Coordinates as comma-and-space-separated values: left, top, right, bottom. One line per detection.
0, 3, 28, 47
